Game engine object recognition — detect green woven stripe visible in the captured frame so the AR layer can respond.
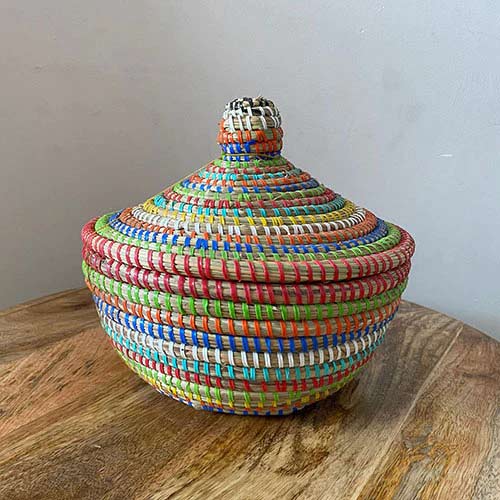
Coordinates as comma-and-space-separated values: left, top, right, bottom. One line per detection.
93, 214, 402, 263
84, 260, 408, 320
155, 194, 345, 217
171, 182, 329, 202
212, 157, 288, 168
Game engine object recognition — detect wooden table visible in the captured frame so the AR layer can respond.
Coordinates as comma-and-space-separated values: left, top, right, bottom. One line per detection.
0, 290, 498, 500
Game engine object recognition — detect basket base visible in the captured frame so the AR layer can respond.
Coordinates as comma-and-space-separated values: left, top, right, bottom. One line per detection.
117, 348, 368, 416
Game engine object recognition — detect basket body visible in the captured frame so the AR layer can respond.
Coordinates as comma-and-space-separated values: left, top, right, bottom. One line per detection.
81, 97, 415, 415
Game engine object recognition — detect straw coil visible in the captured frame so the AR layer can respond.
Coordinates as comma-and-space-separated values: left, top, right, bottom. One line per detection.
82, 96, 415, 415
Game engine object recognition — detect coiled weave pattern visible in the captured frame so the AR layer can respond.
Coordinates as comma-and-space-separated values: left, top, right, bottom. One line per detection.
81, 96, 415, 415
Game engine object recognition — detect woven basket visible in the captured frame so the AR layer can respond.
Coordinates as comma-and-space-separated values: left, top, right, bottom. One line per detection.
81, 96, 415, 415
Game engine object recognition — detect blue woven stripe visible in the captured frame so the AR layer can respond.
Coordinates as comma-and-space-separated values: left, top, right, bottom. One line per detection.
93, 295, 396, 353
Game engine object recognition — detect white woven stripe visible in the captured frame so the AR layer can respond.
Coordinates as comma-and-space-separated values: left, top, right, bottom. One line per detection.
98, 314, 388, 369
130, 205, 367, 236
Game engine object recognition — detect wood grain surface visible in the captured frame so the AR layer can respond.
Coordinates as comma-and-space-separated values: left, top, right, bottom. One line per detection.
0, 289, 498, 500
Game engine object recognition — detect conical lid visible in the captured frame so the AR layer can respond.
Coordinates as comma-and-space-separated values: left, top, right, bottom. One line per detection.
82, 96, 415, 415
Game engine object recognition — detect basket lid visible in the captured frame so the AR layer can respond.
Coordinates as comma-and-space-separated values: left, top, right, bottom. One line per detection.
83, 96, 414, 285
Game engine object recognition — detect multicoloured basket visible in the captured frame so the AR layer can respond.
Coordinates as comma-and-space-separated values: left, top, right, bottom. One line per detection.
82, 96, 415, 415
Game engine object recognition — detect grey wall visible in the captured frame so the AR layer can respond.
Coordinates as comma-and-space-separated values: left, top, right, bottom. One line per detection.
1, 1, 499, 338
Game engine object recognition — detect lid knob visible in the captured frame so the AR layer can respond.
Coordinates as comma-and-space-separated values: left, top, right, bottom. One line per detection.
217, 96, 283, 160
